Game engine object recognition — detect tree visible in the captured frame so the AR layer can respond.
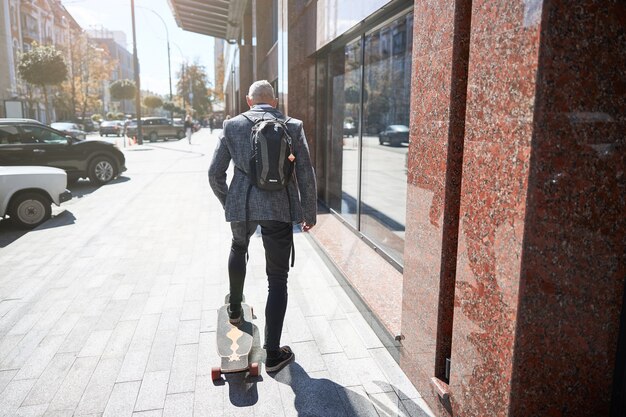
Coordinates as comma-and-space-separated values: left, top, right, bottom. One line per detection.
143, 95, 163, 113
163, 101, 185, 115
176, 61, 211, 117
109, 79, 137, 101
18, 43, 68, 122
72, 35, 117, 121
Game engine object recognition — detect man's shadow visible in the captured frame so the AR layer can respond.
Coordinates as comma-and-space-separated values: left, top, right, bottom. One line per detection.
271, 361, 431, 417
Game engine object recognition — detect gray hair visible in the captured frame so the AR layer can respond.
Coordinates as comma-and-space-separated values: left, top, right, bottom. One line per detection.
247, 80, 275, 102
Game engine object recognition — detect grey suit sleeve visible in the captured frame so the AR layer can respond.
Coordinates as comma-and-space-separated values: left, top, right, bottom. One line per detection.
293, 124, 317, 225
208, 133, 231, 209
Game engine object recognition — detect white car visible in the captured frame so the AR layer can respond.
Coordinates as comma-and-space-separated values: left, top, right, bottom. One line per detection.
0, 166, 72, 228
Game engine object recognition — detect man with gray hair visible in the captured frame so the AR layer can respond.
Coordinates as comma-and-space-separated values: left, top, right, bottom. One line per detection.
208, 80, 317, 373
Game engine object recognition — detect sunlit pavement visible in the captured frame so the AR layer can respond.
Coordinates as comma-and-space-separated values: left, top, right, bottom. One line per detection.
0, 128, 434, 417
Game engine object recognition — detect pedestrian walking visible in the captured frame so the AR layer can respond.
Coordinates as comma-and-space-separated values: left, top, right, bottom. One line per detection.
184, 115, 193, 144
208, 80, 317, 373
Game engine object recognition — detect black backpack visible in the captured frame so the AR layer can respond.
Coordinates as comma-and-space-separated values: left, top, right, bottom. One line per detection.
241, 113, 297, 266
243, 114, 295, 191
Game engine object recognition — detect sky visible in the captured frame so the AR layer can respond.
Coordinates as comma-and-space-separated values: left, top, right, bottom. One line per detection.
63, 0, 216, 97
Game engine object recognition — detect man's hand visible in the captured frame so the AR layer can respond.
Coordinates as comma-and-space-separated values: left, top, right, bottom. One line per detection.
301, 222, 314, 232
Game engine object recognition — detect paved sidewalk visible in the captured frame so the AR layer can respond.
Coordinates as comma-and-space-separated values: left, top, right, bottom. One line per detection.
0, 129, 434, 417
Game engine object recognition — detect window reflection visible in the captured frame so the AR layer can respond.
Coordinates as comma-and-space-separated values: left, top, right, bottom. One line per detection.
317, 10, 412, 266
360, 13, 413, 263
327, 39, 362, 227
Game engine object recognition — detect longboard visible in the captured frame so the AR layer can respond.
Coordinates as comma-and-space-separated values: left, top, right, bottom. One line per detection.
211, 302, 259, 380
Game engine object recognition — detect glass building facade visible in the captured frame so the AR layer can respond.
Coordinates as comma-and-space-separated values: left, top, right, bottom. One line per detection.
315, 9, 413, 266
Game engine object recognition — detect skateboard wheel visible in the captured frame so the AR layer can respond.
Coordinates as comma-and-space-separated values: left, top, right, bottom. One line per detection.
211, 367, 221, 381
251, 307, 254, 317
249, 362, 259, 377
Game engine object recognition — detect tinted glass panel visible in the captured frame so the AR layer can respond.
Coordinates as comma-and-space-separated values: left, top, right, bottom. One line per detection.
326, 38, 362, 227
360, 13, 412, 263
21, 126, 67, 144
0, 126, 20, 144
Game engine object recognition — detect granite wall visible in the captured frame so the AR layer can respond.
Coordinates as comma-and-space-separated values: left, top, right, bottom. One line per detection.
403, 0, 625, 416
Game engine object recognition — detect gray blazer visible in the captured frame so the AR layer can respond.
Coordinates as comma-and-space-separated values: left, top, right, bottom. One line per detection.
208, 105, 317, 225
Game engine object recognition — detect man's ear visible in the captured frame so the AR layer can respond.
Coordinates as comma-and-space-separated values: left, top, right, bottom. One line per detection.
246, 96, 254, 107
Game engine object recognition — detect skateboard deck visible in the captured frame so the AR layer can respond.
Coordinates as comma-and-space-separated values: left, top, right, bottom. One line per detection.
212, 302, 259, 380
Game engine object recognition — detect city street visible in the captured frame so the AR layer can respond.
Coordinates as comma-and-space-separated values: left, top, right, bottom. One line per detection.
0, 128, 433, 417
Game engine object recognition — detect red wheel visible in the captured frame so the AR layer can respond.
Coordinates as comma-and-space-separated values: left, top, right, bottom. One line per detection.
249, 362, 259, 377
211, 367, 221, 381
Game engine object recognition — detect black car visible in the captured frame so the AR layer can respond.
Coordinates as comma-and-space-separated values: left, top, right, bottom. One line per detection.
379, 124, 410, 147
0, 118, 127, 185
99, 120, 124, 137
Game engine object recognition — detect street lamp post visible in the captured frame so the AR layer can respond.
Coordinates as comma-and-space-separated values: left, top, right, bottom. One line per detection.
137, 7, 173, 123
130, 0, 142, 144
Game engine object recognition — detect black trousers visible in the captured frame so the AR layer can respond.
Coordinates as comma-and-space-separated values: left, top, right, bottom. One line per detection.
229, 220, 293, 351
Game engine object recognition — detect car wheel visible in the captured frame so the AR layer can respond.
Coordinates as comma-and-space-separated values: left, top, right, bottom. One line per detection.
379, 136, 384, 145
391, 139, 401, 147
150, 132, 158, 142
100, 133, 103, 137
89, 156, 117, 184
8, 192, 51, 229
177, 130, 185, 140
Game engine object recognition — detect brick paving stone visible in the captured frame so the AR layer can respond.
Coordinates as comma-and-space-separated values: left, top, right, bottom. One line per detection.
329, 319, 371, 359
134, 370, 169, 412
336, 386, 380, 417
14, 336, 64, 379
0, 369, 18, 394
78, 330, 112, 358
103, 320, 138, 358
22, 353, 75, 406
42, 410, 74, 417
102, 381, 141, 417
127, 315, 160, 352
14, 404, 49, 417
74, 357, 123, 415
0, 378, 37, 416
167, 344, 197, 394
306, 316, 343, 355
116, 350, 150, 383
176, 320, 199, 346
47, 357, 99, 411
162, 392, 193, 417
193, 375, 223, 417
131, 410, 162, 417
144, 330, 177, 373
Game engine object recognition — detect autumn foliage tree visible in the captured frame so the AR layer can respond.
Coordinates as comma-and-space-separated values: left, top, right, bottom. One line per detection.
176, 61, 211, 117
18, 43, 67, 122
72, 36, 117, 121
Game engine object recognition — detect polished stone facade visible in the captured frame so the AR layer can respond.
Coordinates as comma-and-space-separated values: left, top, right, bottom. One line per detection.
402, 1, 625, 416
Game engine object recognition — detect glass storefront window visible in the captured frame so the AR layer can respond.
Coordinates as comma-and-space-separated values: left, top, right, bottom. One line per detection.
326, 38, 362, 227
360, 12, 413, 264
316, 9, 412, 266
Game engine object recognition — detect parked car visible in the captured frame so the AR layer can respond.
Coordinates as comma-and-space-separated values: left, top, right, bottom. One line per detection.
125, 117, 185, 142
0, 166, 71, 228
77, 117, 96, 132
343, 119, 357, 137
379, 124, 409, 146
99, 120, 124, 137
50, 122, 87, 140
0, 118, 127, 185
